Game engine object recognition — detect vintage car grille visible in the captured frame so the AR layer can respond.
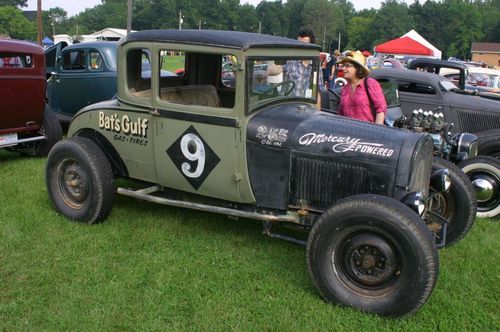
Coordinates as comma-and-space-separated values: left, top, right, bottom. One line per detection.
407, 135, 433, 197
457, 110, 500, 133
290, 156, 383, 211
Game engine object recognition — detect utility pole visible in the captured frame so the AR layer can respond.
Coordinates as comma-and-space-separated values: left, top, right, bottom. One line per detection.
258, 21, 261, 34
37, 0, 42, 45
338, 32, 341, 52
178, 11, 183, 30
322, 25, 326, 50
127, 0, 132, 33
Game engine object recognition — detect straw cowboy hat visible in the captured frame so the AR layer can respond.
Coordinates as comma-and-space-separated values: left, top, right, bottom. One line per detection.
337, 50, 370, 75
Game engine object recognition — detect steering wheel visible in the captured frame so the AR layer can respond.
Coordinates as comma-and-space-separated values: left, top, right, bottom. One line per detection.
261, 80, 295, 96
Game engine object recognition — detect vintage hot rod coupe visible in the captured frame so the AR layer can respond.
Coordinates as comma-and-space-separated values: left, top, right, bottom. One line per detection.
0, 39, 62, 156
46, 30, 476, 316
368, 68, 499, 218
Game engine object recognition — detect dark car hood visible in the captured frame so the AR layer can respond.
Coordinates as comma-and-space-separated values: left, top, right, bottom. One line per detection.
449, 90, 500, 112
247, 102, 424, 166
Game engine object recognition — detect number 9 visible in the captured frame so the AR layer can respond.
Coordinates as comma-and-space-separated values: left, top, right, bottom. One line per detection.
180, 134, 206, 178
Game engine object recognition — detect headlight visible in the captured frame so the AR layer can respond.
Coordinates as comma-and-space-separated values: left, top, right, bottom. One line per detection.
457, 133, 478, 158
402, 192, 426, 216
431, 168, 451, 192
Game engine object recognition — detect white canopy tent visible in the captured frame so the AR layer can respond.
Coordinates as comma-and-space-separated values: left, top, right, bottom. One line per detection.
402, 29, 442, 59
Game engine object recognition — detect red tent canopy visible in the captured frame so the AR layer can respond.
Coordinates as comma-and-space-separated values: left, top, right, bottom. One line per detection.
374, 36, 433, 56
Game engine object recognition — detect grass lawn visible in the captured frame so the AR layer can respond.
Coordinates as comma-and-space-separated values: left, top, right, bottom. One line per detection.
1, 150, 498, 330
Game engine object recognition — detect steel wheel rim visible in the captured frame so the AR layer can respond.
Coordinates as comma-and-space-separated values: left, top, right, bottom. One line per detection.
332, 226, 403, 295
57, 158, 89, 209
468, 169, 499, 212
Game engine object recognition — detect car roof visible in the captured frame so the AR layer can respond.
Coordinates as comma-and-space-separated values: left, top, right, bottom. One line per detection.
0, 38, 44, 55
63, 41, 117, 52
123, 29, 322, 51
408, 58, 468, 71
370, 68, 451, 85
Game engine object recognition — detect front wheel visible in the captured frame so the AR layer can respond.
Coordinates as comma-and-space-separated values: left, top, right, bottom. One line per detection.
427, 158, 477, 246
46, 137, 115, 223
458, 156, 500, 219
306, 194, 438, 317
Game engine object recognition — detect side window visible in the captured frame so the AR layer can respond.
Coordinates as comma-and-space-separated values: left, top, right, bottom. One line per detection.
221, 55, 236, 88
127, 48, 152, 97
89, 50, 104, 70
0, 53, 33, 68
159, 50, 185, 77
398, 80, 436, 95
62, 50, 86, 71
45, 48, 57, 68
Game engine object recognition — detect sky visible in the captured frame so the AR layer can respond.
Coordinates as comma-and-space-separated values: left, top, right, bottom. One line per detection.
25, 0, 417, 17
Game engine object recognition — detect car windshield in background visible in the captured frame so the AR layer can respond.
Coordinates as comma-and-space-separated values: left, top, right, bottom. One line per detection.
247, 58, 319, 110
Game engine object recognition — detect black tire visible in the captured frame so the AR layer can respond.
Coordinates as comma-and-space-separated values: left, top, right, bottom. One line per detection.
427, 158, 477, 246
34, 106, 63, 157
46, 137, 115, 223
478, 136, 500, 159
306, 194, 438, 317
458, 156, 500, 219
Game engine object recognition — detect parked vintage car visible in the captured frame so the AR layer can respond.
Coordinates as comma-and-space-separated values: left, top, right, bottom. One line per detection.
45, 42, 118, 123
369, 68, 500, 218
370, 68, 500, 156
407, 58, 500, 101
46, 30, 476, 317
0, 39, 62, 156
45, 42, 178, 122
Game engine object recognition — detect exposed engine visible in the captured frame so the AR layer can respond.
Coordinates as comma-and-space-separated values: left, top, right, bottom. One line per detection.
395, 107, 478, 163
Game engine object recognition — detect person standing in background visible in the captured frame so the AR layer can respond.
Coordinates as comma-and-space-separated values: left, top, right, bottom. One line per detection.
337, 51, 386, 124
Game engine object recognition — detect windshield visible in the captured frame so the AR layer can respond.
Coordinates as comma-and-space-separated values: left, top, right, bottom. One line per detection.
247, 57, 319, 111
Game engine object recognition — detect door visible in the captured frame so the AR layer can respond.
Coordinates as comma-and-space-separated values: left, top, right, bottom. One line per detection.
47, 48, 90, 117
153, 108, 242, 202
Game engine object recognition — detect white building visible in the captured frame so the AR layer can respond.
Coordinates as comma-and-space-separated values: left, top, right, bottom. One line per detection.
53, 28, 133, 45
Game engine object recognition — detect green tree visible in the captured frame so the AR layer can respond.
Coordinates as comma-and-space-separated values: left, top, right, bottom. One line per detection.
42, 7, 67, 37
238, 4, 259, 32
133, 0, 176, 30
303, 0, 343, 50
0, 0, 27, 7
441, 0, 484, 59
77, 1, 127, 32
284, 0, 307, 38
256, 1, 288, 36
345, 15, 374, 51
0, 6, 35, 39
370, 0, 414, 45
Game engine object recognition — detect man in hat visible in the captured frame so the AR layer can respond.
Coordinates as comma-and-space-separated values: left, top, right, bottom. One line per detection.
337, 50, 386, 124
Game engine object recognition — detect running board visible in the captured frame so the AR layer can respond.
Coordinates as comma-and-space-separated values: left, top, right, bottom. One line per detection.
117, 185, 300, 223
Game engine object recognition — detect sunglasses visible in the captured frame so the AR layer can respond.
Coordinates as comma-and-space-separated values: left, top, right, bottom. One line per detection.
343, 63, 355, 68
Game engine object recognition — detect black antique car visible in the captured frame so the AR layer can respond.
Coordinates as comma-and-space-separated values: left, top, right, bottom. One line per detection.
368, 68, 499, 218
46, 30, 477, 317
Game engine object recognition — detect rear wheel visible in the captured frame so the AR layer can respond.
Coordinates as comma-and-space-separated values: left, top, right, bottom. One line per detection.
427, 158, 477, 246
34, 106, 63, 156
46, 137, 115, 223
306, 194, 438, 317
458, 156, 500, 219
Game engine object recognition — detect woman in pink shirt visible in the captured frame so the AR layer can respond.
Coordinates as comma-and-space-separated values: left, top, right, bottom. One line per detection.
337, 51, 386, 124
